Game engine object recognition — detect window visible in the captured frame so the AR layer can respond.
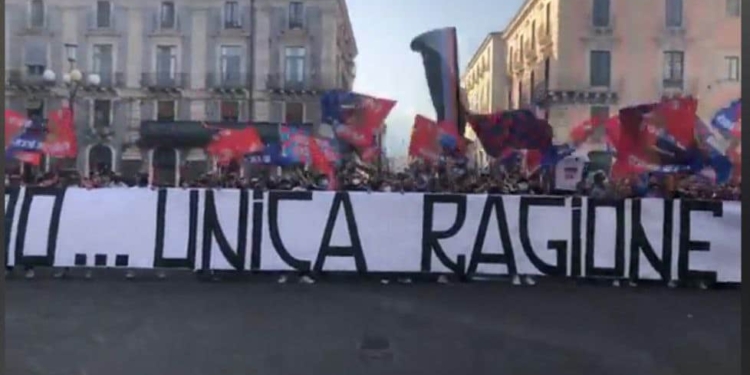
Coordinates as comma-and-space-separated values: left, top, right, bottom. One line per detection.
663, 51, 684, 87
156, 45, 177, 83
665, 0, 683, 27
156, 101, 175, 122
726, 0, 740, 16
92, 44, 113, 84
545, 3, 551, 34
24, 40, 47, 76
589, 50, 611, 87
30, 0, 45, 28
27, 65, 45, 76
284, 47, 306, 84
160, 1, 176, 29
289, 2, 304, 29
517, 81, 523, 108
592, 0, 610, 27
531, 21, 536, 46
93, 100, 111, 127
220, 46, 242, 83
284, 102, 304, 124
96, 1, 111, 28
590, 106, 609, 141
725, 56, 740, 81
224, 1, 241, 28
220, 100, 239, 122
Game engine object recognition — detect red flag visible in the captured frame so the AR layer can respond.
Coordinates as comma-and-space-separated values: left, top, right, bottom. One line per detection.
206, 126, 264, 165
335, 96, 396, 155
15, 151, 42, 166
308, 136, 337, 190
43, 107, 78, 158
5, 110, 27, 147
523, 150, 542, 176
408, 115, 441, 162
659, 96, 697, 150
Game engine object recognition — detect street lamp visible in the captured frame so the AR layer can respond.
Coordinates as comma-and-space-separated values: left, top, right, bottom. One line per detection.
44, 43, 101, 113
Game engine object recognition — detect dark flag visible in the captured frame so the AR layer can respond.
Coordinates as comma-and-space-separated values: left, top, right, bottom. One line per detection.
410, 27, 465, 136
466, 109, 553, 158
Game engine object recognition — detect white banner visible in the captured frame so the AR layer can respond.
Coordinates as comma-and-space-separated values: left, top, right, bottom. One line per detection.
4, 187, 741, 282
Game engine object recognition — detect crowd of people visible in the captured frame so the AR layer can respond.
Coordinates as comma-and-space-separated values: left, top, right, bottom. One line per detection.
4, 160, 741, 201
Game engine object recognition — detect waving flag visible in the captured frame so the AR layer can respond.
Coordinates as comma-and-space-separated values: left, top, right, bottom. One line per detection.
408, 115, 442, 163
5, 118, 46, 166
308, 135, 338, 190
466, 109, 553, 158
410, 27, 465, 137
695, 116, 735, 183
280, 125, 308, 162
43, 107, 78, 158
322, 90, 396, 163
616, 97, 701, 167
205, 125, 264, 165
5, 110, 28, 147
711, 98, 741, 138
246, 143, 294, 166
281, 125, 340, 165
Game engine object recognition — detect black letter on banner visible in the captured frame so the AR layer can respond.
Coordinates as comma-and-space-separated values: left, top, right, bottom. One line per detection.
249, 189, 264, 271
422, 194, 467, 275
313, 192, 367, 273
201, 189, 249, 271
268, 190, 313, 272
518, 196, 567, 276
4, 187, 21, 266
678, 200, 721, 284
153, 189, 199, 269
629, 199, 673, 281
584, 199, 625, 278
14, 187, 66, 267
467, 195, 517, 276
570, 197, 583, 277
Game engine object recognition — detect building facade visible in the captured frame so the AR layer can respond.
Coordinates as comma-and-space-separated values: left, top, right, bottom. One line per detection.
460, 32, 507, 169
5, 0, 356, 184
502, 0, 741, 153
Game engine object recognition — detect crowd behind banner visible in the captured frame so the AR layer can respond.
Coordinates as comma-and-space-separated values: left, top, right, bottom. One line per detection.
4, 157, 740, 202
4, 27, 742, 204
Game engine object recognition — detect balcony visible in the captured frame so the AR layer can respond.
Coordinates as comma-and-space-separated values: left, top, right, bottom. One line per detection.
265, 73, 327, 94
206, 72, 250, 93
537, 27, 553, 53
523, 42, 538, 63
95, 72, 126, 87
6, 69, 54, 91
140, 73, 189, 92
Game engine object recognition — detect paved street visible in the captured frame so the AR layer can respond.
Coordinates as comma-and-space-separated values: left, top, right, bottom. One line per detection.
5, 274, 741, 375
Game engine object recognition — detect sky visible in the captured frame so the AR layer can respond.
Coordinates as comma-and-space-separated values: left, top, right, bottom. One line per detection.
347, 0, 525, 157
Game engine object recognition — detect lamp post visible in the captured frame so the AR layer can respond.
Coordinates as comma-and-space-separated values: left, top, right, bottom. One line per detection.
43, 43, 102, 117
39, 43, 101, 171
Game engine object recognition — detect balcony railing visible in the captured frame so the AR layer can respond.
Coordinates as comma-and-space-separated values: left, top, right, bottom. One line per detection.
6, 69, 54, 86
94, 72, 126, 87
266, 73, 326, 92
206, 72, 250, 89
662, 78, 684, 89
140, 73, 189, 88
